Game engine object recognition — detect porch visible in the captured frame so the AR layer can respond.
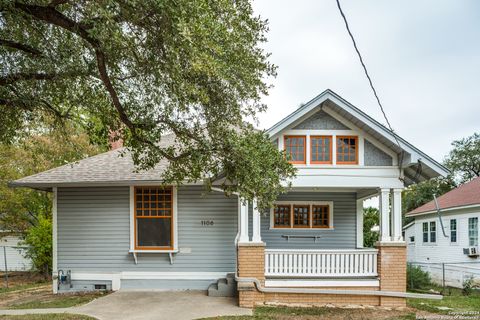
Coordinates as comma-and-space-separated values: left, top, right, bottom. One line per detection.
235, 188, 408, 308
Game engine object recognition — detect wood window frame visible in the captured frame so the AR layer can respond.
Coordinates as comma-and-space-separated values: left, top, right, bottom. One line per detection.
336, 136, 358, 165
271, 202, 333, 229
312, 205, 330, 228
133, 186, 174, 251
310, 135, 333, 164
292, 205, 310, 228
273, 205, 292, 228
284, 135, 306, 164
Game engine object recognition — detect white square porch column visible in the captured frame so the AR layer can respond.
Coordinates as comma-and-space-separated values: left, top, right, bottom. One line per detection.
379, 188, 391, 242
251, 199, 262, 243
392, 188, 403, 242
238, 197, 249, 243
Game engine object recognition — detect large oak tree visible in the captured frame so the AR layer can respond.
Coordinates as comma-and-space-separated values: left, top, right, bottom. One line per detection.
0, 0, 295, 208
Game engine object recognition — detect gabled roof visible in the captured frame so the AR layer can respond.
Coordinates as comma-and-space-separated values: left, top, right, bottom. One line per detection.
267, 89, 449, 183
406, 176, 480, 216
10, 134, 176, 190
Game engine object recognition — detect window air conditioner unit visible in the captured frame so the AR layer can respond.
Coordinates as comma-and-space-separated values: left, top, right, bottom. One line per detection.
463, 247, 479, 257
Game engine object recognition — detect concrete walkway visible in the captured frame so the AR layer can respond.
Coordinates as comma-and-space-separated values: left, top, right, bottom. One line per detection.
0, 290, 253, 320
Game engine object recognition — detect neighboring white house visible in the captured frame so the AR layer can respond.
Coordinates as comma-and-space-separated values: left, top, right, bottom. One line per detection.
405, 177, 480, 288
0, 232, 32, 272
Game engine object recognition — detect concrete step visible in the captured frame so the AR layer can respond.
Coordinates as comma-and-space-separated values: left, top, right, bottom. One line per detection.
207, 276, 237, 297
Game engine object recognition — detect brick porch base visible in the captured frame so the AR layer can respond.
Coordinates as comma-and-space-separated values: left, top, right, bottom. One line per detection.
237, 242, 407, 308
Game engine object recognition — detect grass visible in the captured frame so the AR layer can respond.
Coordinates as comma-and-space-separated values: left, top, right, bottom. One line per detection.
407, 288, 480, 314
0, 282, 49, 295
7, 291, 109, 310
0, 315, 96, 320
201, 306, 417, 320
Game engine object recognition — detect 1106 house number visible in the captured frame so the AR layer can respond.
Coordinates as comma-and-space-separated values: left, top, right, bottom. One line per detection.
201, 220, 214, 226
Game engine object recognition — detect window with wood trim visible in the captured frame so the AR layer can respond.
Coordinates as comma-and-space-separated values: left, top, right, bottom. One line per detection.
284, 136, 306, 164
272, 203, 331, 229
293, 205, 310, 228
336, 136, 358, 164
273, 205, 291, 228
310, 136, 332, 164
312, 205, 329, 228
134, 186, 173, 250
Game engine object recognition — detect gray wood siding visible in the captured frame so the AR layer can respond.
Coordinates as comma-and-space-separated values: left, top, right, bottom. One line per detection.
250, 192, 357, 249
57, 186, 237, 272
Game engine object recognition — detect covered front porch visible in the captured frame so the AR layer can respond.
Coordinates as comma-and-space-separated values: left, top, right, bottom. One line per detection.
237, 187, 404, 283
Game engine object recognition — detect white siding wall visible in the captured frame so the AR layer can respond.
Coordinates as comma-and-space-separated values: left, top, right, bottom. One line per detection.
0, 235, 32, 271
407, 208, 480, 288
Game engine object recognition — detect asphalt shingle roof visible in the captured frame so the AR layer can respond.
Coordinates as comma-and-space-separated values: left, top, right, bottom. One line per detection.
406, 176, 480, 216
10, 134, 176, 188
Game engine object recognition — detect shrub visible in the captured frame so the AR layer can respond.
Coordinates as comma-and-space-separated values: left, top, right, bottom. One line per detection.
23, 214, 52, 277
407, 264, 432, 290
462, 276, 475, 296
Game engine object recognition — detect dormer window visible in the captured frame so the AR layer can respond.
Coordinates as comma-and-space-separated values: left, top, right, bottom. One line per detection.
310, 136, 332, 164
336, 136, 358, 164
284, 135, 306, 164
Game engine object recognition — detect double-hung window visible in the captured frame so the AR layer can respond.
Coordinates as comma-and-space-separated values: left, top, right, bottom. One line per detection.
450, 219, 457, 243
422, 222, 429, 243
469, 217, 478, 246
422, 221, 436, 243
336, 136, 358, 164
134, 187, 173, 250
284, 136, 306, 164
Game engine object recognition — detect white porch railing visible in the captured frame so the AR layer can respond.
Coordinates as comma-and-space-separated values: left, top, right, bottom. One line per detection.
265, 249, 378, 278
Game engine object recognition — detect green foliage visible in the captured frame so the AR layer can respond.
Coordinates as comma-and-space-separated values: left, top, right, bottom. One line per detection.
0, 0, 293, 208
22, 214, 52, 275
402, 177, 455, 216
363, 206, 379, 248
444, 132, 480, 184
462, 276, 478, 296
0, 124, 103, 232
407, 264, 432, 290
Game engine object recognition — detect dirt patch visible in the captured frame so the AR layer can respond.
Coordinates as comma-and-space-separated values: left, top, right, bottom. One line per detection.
0, 272, 49, 289
0, 284, 53, 308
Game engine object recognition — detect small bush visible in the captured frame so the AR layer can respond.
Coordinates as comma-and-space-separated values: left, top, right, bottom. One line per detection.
407, 264, 432, 290
462, 276, 475, 296
23, 214, 52, 277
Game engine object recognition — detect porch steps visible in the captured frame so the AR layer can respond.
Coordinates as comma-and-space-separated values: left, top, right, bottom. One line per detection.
207, 273, 237, 297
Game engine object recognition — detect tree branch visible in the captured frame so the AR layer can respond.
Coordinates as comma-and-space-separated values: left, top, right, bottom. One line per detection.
0, 71, 85, 86
0, 39, 42, 56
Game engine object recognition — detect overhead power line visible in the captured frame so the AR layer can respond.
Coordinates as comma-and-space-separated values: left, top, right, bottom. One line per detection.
335, 0, 406, 181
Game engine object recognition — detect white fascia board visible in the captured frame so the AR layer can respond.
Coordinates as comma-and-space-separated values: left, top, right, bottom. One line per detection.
405, 204, 480, 218
266, 89, 448, 178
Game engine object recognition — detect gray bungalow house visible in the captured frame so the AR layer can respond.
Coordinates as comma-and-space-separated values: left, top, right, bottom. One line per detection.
11, 89, 447, 307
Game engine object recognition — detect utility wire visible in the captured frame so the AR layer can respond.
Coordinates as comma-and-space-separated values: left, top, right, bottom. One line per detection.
335, 0, 406, 181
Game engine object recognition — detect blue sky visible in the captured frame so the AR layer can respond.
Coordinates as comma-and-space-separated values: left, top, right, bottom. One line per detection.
253, 0, 480, 163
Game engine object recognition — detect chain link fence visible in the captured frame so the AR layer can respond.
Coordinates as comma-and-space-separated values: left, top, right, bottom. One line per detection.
1, 245, 32, 288
408, 261, 480, 292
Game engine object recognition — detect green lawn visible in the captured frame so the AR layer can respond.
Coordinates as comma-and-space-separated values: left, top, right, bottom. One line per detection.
0, 315, 96, 320
200, 306, 417, 320
407, 289, 480, 314
7, 292, 108, 310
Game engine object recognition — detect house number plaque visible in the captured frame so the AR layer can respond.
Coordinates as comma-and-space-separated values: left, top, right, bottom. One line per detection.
201, 220, 214, 226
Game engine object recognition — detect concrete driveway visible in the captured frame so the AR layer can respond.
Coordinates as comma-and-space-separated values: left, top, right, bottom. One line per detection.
72, 290, 252, 320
